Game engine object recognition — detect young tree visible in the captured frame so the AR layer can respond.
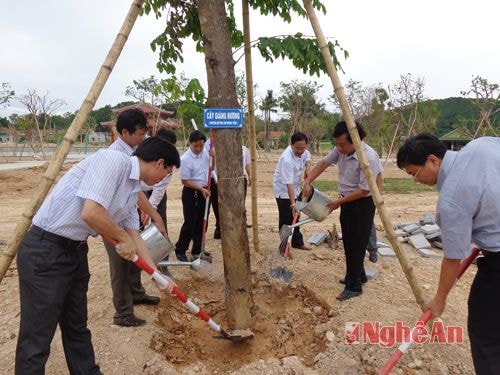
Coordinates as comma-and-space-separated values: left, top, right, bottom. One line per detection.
461, 75, 500, 137
279, 79, 323, 134
144, 0, 339, 330
17, 89, 65, 160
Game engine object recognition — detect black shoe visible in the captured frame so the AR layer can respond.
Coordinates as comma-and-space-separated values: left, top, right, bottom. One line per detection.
336, 289, 362, 301
191, 253, 200, 261
113, 315, 146, 327
368, 250, 378, 263
214, 228, 221, 239
133, 295, 160, 305
339, 275, 368, 285
175, 252, 189, 262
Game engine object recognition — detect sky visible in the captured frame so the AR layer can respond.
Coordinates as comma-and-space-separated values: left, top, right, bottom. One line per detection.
2, 0, 500, 118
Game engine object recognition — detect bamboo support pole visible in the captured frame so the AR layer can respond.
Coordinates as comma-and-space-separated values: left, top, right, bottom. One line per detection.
303, 0, 426, 311
0, 0, 145, 284
242, 0, 261, 253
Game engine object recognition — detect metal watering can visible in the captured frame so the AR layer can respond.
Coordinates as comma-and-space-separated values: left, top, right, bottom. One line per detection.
278, 186, 332, 243
140, 224, 175, 264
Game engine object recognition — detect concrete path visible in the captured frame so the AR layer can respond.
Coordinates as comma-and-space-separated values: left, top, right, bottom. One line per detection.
0, 153, 89, 171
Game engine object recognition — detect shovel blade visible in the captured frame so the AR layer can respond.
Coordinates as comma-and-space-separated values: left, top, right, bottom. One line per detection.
269, 266, 293, 283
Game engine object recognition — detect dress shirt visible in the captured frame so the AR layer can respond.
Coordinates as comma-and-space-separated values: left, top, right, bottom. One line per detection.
323, 142, 382, 196
436, 137, 500, 259
33, 149, 142, 240
179, 148, 210, 187
273, 145, 312, 199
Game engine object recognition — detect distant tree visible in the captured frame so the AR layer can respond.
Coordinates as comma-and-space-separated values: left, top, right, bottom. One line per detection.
259, 90, 278, 151
1, 83, 15, 107
91, 105, 113, 127
17, 89, 65, 159
279, 79, 323, 134
461, 75, 500, 137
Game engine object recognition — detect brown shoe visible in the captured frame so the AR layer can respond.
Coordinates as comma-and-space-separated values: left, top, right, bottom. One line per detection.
133, 295, 160, 306
113, 315, 146, 327
294, 244, 312, 251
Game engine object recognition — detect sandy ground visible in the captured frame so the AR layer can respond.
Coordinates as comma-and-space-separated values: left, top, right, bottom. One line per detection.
0, 151, 475, 374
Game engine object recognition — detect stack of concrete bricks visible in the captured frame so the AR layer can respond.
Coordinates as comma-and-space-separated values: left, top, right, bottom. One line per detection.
392, 212, 442, 258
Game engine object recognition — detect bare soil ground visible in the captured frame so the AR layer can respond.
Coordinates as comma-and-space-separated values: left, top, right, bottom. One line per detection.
0, 151, 474, 374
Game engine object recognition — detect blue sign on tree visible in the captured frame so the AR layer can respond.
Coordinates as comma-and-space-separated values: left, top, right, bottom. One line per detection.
204, 108, 243, 129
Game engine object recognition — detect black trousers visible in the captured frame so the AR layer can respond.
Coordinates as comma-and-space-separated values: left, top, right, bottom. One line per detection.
468, 251, 500, 375
16, 227, 101, 375
340, 196, 375, 292
103, 240, 146, 319
210, 178, 220, 230
276, 197, 305, 248
176, 187, 207, 256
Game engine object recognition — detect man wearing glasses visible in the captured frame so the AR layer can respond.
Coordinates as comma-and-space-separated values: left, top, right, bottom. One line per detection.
397, 133, 500, 375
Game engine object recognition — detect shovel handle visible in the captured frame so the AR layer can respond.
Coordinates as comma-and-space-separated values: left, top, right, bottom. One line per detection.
132, 255, 223, 334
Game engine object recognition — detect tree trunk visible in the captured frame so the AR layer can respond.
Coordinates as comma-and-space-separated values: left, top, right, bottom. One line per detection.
264, 112, 270, 152
242, 0, 261, 253
197, 0, 254, 330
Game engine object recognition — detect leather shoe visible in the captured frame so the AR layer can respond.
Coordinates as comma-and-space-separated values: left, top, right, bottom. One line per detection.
368, 250, 378, 263
336, 289, 362, 301
339, 275, 368, 285
175, 252, 189, 262
113, 315, 146, 327
213, 228, 221, 239
133, 295, 160, 306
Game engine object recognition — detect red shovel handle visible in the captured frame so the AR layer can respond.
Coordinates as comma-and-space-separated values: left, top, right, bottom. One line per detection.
132, 255, 220, 331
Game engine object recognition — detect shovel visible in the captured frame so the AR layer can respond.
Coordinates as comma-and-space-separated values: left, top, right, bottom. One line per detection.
157, 257, 214, 278
269, 213, 299, 283
132, 255, 254, 342
379, 247, 481, 374
278, 217, 315, 246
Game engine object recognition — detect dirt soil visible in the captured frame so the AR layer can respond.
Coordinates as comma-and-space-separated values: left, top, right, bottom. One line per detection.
0, 151, 475, 374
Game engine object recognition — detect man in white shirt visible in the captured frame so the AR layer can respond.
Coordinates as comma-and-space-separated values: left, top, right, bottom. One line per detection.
273, 132, 313, 251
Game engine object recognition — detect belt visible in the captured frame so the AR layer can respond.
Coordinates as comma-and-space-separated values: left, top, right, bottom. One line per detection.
30, 225, 87, 251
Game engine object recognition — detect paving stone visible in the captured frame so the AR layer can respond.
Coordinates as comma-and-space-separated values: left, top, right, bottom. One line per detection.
421, 224, 441, 234
394, 229, 406, 237
402, 223, 420, 234
431, 241, 443, 249
425, 231, 442, 240
376, 241, 391, 248
409, 233, 432, 249
420, 212, 436, 225
365, 267, 380, 279
417, 248, 441, 258
378, 247, 396, 257
307, 232, 327, 245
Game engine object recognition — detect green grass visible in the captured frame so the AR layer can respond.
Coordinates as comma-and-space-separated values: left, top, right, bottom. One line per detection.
312, 178, 434, 194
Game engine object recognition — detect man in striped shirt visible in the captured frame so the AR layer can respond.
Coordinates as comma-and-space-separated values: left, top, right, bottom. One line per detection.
397, 134, 500, 375
15, 136, 180, 374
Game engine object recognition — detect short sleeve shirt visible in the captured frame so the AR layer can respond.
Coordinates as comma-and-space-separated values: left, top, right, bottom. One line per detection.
323, 142, 383, 196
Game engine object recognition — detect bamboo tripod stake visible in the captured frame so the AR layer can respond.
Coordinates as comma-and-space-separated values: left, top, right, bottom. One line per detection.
302, 0, 426, 310
242, 0, 261, 253
0, 0, 145, 283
